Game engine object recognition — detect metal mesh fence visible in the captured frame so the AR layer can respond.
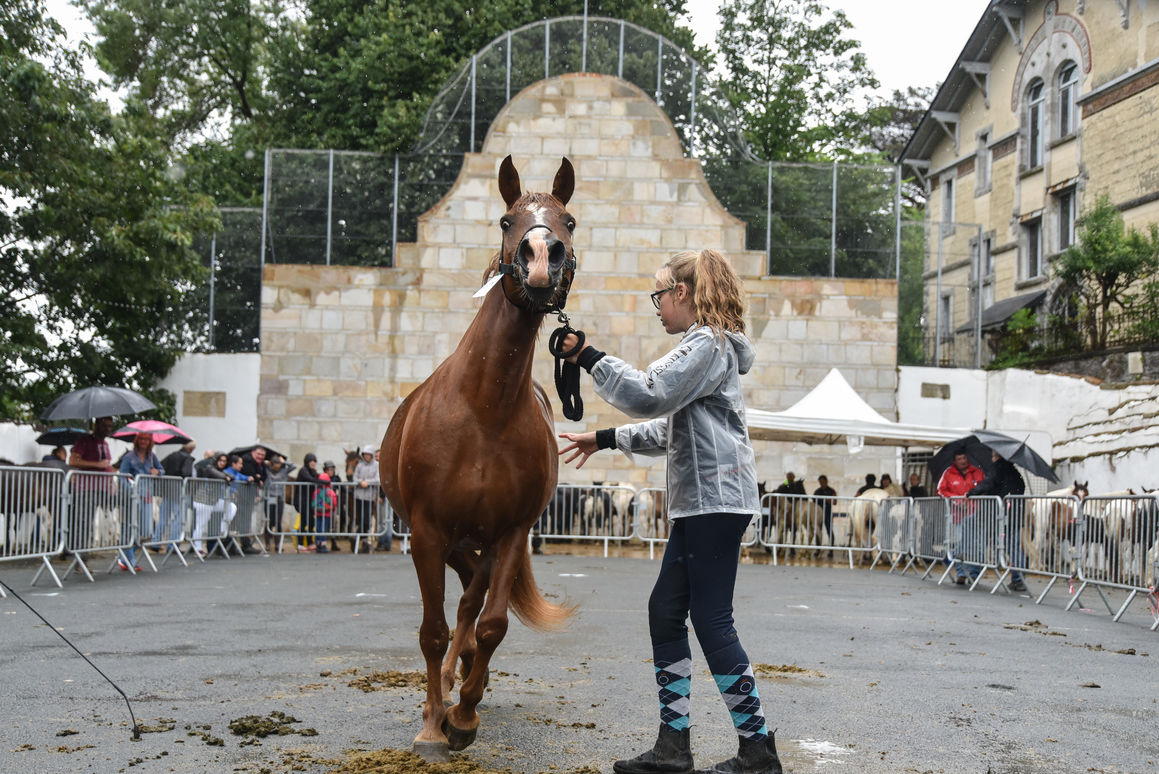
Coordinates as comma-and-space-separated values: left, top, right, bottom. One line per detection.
199, 16, 907, 352
258, 16, 903, 279
192, 207, 262, 353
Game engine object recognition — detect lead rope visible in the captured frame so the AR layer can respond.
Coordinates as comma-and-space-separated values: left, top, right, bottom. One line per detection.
0, 578, 141, 740
547, 311, 585, 421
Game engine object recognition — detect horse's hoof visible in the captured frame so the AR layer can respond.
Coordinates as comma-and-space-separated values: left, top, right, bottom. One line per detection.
413, 740, 451, 762
445, 723, 478, 751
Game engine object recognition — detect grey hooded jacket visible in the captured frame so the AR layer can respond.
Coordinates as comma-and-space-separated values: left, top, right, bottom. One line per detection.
589, 324, 761, 520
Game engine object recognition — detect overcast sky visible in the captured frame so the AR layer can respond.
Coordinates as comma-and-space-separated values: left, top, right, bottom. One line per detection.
684, 0, 993, 95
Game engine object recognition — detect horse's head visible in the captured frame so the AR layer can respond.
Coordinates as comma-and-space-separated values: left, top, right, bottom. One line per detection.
491, 156, 577, 311
1073, 480, 1090, 500
344, 449, 360, 476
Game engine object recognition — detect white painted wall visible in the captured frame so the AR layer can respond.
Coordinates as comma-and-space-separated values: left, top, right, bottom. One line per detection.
158, 353, 261, 459
898, 366, 1159, 493
897, 366, 988, 429
0, 422, 45, 464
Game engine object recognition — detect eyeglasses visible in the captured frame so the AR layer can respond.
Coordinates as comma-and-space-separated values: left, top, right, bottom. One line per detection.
650, 287, 673, 309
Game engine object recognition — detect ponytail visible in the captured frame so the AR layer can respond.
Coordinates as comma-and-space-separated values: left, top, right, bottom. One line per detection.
657, 249, 747, 335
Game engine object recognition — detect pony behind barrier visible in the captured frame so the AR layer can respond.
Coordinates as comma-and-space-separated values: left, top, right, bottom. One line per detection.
380, 156, 578, 761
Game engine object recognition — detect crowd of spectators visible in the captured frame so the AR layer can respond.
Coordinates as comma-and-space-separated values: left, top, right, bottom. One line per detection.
47, 418, 391, 568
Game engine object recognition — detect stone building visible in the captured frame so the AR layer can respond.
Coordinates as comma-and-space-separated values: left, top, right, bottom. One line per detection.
253, 72, 900, 496
902, 0, 1159, 368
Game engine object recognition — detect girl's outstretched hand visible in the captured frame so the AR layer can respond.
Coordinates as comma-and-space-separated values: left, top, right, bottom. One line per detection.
558, 431, 598, 469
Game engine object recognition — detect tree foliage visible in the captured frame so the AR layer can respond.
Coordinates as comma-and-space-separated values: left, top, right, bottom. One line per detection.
1055, 195, 1159, 349
1, 0, 217, 420
713, 0, 880, 162
866, 85, 933, 208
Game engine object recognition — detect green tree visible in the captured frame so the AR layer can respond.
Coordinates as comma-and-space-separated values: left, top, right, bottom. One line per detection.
82, 0, 279, 146
1055, 194, 1159, 350
712, 0, 879, 162
1, 0, 218, 420
866, 85, 934, 209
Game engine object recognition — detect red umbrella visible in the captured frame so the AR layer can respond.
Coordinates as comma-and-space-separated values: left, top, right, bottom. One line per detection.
113, 420, 192, 446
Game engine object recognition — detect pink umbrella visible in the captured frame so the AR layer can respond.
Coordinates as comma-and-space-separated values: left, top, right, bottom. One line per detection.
113, 420, 192, 446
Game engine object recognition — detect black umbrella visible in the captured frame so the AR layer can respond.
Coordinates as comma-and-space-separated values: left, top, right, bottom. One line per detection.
229, 443, 286, 461
40, 386, 156, 422
35, 426, 90, 445
929, 430, 1058, 484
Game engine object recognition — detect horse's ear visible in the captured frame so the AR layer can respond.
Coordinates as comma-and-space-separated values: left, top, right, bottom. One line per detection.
552, 157, 575, 205
498, 155, 521, 208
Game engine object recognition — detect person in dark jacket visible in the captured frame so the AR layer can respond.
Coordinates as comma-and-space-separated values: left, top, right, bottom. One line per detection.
904, 473, 929, 499
970, 451, 1028, 592
236, 446, 267, 554
161, 441, 197, 479
294, 453, 322, 551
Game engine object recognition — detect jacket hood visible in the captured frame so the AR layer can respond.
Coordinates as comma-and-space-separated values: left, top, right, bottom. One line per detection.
304, 453, 317, 465
723, 329, 755, 375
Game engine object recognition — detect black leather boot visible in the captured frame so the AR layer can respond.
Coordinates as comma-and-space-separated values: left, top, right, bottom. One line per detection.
696, 731, 783, 774
613, 724, 694, 774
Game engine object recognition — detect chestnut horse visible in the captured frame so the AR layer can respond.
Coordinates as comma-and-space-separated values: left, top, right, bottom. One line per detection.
380, 156, 577, 761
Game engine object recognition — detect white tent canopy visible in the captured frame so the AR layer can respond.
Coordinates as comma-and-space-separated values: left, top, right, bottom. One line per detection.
747, 368, 970, 448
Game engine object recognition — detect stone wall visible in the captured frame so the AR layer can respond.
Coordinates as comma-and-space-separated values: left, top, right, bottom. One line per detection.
258, 74, 899, 497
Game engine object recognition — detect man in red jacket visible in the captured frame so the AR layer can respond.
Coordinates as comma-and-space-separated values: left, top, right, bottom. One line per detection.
937, 449, 984, 584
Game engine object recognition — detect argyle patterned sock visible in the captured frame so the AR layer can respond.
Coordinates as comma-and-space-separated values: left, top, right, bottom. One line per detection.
706, 640, 768, 740
653, 639, 693, 731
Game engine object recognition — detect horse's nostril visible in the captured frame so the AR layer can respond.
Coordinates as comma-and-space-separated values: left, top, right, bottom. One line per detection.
548, 239, 566, 264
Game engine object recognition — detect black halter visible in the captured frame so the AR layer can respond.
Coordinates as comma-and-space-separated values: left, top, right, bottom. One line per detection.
495, 225, 585, 420
496, 224, 577, 314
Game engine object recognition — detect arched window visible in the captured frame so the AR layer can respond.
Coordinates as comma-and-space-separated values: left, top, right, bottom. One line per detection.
1026, 80, 1045, 168
1057, 62, 1079, 137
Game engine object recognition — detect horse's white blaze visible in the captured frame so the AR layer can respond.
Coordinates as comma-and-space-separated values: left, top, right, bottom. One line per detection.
523, 228, 552, 287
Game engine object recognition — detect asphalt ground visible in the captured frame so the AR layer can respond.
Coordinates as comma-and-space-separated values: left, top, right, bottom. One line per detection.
1, 544, 1157, 774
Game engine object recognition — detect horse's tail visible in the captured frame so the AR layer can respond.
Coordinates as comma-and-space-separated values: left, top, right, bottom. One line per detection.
508, 548, 576, 632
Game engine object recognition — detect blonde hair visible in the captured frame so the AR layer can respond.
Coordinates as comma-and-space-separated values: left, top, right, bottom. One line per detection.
656, 249, 747, 334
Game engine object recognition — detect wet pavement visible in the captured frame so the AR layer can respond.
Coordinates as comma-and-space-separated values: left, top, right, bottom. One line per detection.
1, 545, 1157, 773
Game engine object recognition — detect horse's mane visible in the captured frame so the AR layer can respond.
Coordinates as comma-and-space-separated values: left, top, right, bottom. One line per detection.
482, 251, 502, 285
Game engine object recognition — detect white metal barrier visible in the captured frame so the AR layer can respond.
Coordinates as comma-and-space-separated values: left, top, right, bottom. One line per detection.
267, 480, 390, 553
1003, 495, 1083, 604
942, 495, 1003, 591
1069, 494, 1159, 625
873, 497, 913, 572
135, 475, 189, 570
534, 483, 638, 557
188, 477, 235, 559
758, 493, 881, 567
911, 497, 949, 578
0, 464, 66, 594
41, 470, 135, 582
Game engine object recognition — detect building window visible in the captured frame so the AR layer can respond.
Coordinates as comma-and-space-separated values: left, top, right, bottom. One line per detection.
981, 235, 995, 308
1057, 188, 1076, 252
1026, 80, 1044, 168
942, 176, 954, 225
1024, 218, 1043, 279
1057, 62, 1079, 137
976, 131, 991, 193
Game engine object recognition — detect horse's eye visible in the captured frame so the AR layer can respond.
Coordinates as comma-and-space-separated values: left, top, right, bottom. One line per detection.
500, 218, 511, 232
566, 219, 576, 233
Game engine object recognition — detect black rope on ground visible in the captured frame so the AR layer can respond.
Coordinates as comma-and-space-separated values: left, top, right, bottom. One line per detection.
547, 311, 585, 422
0, 577, 141, 740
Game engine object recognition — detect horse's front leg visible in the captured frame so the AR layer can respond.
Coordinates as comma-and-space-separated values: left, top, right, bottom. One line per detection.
442, 549, 492, 696
410, 522, 452, 761
444, 530, 525, 750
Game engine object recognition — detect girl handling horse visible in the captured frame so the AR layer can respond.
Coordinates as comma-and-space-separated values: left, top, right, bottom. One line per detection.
558, 249, 783, 774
